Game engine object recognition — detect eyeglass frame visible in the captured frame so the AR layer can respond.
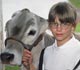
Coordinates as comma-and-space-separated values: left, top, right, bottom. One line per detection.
49, 22, 72, 29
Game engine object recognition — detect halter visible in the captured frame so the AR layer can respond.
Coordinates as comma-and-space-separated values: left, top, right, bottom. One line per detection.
5, 34, 43, 51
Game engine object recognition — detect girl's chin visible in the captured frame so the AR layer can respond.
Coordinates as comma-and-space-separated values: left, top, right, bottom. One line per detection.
55, 37, 64, 41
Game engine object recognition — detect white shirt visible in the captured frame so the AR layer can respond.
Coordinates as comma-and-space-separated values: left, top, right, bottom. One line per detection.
43, 36, 80, 70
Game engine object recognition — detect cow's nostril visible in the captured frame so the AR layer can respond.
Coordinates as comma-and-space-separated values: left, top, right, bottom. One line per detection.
0, 52, 14, 63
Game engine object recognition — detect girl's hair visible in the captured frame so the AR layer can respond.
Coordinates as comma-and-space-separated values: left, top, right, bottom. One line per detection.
48, 2, 77, 26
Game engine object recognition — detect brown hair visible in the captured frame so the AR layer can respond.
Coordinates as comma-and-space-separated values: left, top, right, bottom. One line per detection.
48, 2, 77, 26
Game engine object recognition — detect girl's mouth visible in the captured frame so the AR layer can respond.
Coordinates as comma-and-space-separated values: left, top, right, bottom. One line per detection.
56, 33, 63, 37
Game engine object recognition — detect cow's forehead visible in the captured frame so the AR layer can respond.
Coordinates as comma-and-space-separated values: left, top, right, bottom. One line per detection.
6, 11, 38, 35
8, 10, 37, 27
6, 8, 47, 29
5, 8, 48, 45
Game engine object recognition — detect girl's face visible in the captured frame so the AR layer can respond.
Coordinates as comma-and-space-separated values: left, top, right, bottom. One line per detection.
49, 17, 75, 43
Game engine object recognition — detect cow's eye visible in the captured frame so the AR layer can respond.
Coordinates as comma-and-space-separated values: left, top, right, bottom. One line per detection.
28, 30, 36, 35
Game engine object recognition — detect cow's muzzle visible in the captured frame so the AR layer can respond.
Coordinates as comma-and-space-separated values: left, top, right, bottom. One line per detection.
0, 52, 14, 64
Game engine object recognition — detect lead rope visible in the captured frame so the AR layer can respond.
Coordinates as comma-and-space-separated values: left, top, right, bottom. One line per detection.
73, 60, 80, 70
38, 48, 45, 70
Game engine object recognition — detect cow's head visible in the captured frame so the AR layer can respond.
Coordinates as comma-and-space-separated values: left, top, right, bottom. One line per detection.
0, 8, 48, 65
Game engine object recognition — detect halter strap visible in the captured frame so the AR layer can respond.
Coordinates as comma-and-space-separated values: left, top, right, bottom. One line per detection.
5, 34, 43, 51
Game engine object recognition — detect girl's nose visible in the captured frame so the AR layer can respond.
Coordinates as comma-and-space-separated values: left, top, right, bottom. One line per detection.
56, 24, 62, 31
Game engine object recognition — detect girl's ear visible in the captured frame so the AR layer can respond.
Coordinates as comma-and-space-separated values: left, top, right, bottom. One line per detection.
71, 26, 75, 33
72, 21, 77, 31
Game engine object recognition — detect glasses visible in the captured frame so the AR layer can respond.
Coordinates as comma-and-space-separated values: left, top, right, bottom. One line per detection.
49, 22, 71, 29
